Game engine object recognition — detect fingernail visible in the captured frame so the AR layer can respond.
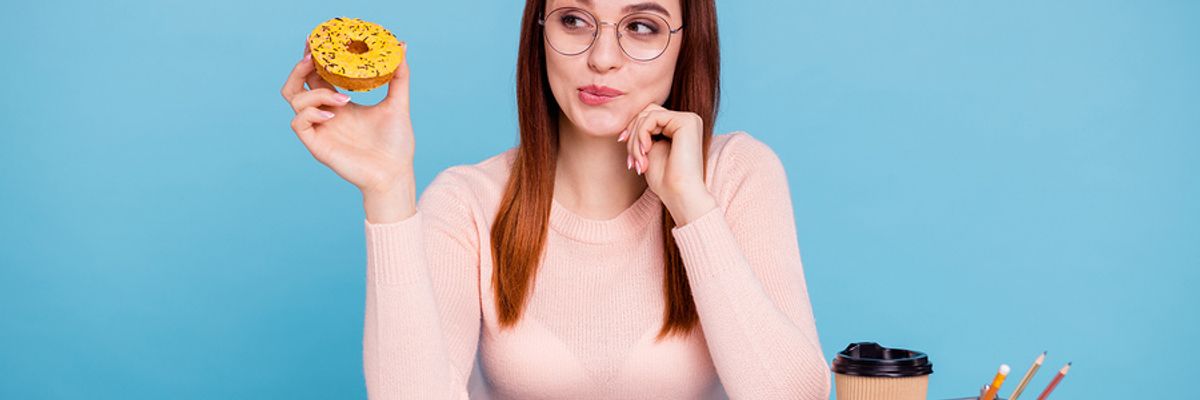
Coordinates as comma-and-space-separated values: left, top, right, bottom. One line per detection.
626, 156, 633, 170
319, 110, 335, 119
334, 93, 350, 103
617, 129, 627, 142
636, 159, 644, 175
303, 53, 311, 61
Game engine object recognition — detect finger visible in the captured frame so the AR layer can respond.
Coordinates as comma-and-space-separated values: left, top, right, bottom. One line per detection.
625, 113, 638, 161
290, 106, 336, 149
628, 112, 647, 173
645, 136, 671, 177
381, 42, 410, 112
627, 131, 639, 172
618, 109, 641, 143
624, 112, 643, 142
641, 118, 656, 156
639, 108, 670, 157
634, 111, 659, 174
289, 88, 351, 113
631, 131, 641, 174
639, 102, 667, 149
624, 104, 657, 171
636, 111, 684, 173
635, 111, 666, 172
282, 52, 316, 102
620, 105, 649, 142
305, 70, 336, 91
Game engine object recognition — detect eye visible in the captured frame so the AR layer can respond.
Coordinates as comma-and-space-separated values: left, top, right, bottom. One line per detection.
558, 11, 593, 31
624, 19, 661, 35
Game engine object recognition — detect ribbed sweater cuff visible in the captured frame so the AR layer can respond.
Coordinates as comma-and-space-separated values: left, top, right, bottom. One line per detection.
364, 212, 428, 287
670, 205, 746, 285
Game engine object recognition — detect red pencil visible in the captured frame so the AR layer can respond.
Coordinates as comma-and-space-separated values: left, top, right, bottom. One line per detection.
1035, 362, 1071, 400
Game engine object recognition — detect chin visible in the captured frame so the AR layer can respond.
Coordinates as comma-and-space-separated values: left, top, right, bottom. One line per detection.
568, 106, 631, 137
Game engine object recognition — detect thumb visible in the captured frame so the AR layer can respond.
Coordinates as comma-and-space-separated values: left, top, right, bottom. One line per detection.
382, 42, 410, 112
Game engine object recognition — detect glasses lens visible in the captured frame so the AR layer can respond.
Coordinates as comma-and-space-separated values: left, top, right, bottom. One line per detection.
544, 9, 596, 55
618, 13, 671, 61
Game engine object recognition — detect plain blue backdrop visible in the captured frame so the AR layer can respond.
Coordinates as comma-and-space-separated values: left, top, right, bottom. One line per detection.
2, 0, 1196, 398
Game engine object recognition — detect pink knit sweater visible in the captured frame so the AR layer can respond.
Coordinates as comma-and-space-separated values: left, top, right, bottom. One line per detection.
361, 132, 830, 399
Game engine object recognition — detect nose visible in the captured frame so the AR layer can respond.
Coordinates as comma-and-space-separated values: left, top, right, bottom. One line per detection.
587, 23, 624, 73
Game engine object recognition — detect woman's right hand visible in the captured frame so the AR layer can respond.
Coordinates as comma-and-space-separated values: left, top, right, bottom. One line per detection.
281, 42, 416, 197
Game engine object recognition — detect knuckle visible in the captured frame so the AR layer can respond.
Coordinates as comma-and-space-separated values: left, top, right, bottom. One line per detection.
301, 107, 319, 118
289, 95, 306, 111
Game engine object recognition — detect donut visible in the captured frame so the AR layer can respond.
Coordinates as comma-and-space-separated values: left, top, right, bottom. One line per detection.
307, 17, 405, 92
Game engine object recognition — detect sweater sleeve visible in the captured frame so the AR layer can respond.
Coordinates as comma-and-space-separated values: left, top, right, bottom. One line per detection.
361, 169, 481, 400
670, 134, 831, 400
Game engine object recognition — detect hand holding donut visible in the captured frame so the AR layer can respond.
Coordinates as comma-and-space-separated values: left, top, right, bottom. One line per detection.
281, 41, 417, 222
618, 103, 719, 226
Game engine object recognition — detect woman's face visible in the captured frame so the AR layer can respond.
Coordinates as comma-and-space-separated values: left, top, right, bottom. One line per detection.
543, 0, 683, 138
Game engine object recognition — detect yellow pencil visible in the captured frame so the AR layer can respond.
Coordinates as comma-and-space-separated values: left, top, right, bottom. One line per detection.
980, 364, 1010, 400
1008, 351, 1046, 400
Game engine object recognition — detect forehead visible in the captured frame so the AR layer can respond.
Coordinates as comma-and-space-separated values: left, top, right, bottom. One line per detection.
548, 0, 679, 18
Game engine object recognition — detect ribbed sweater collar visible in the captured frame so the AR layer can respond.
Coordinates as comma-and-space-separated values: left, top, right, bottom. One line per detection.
549, 187, 660, 244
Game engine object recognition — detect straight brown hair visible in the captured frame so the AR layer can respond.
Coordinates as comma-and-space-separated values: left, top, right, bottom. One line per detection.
492, 0, 720, 340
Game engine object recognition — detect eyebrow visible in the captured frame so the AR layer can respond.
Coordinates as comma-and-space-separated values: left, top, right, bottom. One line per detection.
574, 0, 672, 18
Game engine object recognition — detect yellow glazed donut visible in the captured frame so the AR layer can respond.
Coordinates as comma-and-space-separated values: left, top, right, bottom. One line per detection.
307, 17, 405, 92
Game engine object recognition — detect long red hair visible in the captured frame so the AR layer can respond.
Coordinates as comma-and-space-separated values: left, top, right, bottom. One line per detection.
492, 0, 720, 340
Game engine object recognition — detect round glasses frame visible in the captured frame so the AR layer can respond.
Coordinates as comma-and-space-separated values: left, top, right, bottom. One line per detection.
537, 7, 684, 62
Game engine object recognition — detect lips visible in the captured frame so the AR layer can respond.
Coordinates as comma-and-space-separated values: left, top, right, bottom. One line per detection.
579, 84, 625, 97
578, 84, 624, 106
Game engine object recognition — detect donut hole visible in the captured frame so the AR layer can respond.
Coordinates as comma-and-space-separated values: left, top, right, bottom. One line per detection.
346, 39, 369, 54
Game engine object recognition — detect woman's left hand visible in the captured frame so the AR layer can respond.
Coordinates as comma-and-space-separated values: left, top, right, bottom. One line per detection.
619, 103, 719, 226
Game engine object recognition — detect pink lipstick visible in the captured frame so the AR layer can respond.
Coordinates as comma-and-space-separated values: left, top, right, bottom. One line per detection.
578, 84, 624, 106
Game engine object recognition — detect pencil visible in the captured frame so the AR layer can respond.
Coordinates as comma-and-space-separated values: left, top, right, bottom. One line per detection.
981, 364, 1010, 400
1008, 351, 1046, 400
1035, 362, 1071, 400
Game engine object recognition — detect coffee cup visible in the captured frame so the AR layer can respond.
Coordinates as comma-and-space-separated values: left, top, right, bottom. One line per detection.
831, 342, 933, 400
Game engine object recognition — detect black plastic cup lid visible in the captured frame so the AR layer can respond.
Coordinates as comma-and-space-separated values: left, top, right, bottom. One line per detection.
831, 342, 933, 377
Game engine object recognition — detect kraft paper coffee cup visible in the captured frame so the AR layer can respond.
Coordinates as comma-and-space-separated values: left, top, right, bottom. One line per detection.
831, 342, 933, 400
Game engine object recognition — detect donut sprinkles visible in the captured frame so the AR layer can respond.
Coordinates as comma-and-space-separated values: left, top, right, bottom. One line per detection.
307, 17, 405, 92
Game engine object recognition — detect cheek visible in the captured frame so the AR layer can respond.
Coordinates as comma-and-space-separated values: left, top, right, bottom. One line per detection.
637, 62, 679, 104
544, 52, 577, 108
660, 44, 683, 93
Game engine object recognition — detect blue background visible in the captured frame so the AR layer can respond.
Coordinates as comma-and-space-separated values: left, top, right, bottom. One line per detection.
2, 0, 1196, 398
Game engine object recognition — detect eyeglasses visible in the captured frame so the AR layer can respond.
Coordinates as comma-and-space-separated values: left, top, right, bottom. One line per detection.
537, 7, 684, 62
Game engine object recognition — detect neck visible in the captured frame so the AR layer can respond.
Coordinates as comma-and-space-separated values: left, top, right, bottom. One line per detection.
554, 118, 648, 220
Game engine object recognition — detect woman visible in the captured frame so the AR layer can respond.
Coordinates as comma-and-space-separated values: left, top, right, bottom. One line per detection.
280, 0, 830, 398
